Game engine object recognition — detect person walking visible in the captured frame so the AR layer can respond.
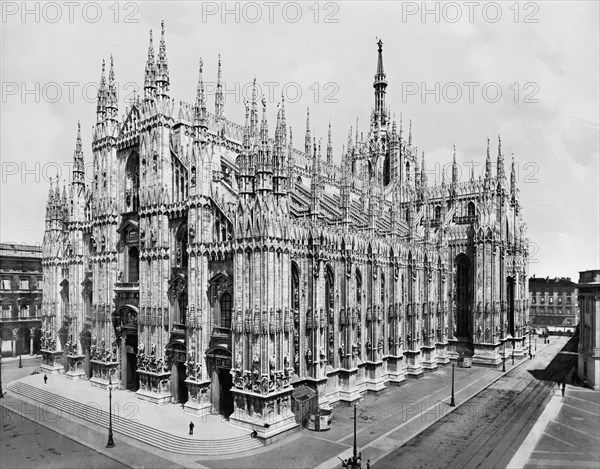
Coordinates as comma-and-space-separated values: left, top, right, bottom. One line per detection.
561, 382, 566, 397
43, 374, 47, 385
189, 421, 194, 435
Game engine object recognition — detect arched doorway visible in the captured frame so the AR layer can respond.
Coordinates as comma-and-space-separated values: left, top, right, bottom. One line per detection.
507, 276, 515, 336
455, 254, 473, 339
206, 347, 233, 417
166, 340, 188, 404
113, 306, 139, 391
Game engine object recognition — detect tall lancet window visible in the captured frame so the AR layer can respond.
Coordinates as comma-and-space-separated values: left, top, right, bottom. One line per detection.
125, 153, 140, 212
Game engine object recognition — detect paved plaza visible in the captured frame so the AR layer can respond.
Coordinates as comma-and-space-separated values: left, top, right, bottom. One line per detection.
4, 337, 592, 468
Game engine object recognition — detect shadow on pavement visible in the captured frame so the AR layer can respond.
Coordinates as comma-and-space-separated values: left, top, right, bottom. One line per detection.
527, 334, 585, 388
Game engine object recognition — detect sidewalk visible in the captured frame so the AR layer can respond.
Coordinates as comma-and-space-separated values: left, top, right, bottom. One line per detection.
508, 384, 600, 468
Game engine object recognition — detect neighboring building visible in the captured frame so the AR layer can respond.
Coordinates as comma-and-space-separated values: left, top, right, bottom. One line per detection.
577, 270, 600, 390
529, 276, 579, 333
0, 243, 43, 357
40, 24, 530, 440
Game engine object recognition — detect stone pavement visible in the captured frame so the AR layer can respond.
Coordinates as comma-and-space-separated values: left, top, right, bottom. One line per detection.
1, 340, 556, 469
508, 383, 600, 468
9, 372, 246, 441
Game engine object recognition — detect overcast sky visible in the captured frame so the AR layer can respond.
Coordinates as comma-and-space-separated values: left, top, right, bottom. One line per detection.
1, 1, 598, 281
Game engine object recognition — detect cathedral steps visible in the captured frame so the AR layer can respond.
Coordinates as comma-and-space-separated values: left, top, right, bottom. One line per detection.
7, 381, 263, 455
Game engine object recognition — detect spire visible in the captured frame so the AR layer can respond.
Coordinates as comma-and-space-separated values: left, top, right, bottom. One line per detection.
96, 59, 106, 123
144, 29, 156, 100
373, 38, 388, 124
279, 94, 287, 152
484, 137, 492, 187
496, 134, 505, 182
326, 121, 333, 164
215, 54, 224, 120
250, 77, 258, 139
408, 119, 413, 146
194, 58, 207, 130
304, 108, 311, 157
510, 153, 516, 196
106, 55, 118, 122
311, 136, 322, 220
156, 21, 170, 99
451, 144, 458, 187
73, 121, 84, 180
260, 96, 268, 146
421, 151, 427, 189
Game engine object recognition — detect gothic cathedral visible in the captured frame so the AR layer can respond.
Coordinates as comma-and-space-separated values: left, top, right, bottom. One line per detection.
41, 24, 529, 439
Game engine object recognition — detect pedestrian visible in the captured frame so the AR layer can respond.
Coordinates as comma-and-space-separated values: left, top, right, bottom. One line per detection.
561, 382, 566, 397
366, 460, 371, 469
43, 374, 47, 384
189, 421, 194, 435
250, 429, 257, 439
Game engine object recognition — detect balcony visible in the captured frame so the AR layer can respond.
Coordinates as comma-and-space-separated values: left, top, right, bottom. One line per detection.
114, 281, 139, 291
1, 315, 41, 323
453, 215, 477, 224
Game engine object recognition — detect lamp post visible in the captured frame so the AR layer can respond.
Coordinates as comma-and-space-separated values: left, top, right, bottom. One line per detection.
502, 339, 506, 372
511, 340, 515, 365
450, 363, 456, 407
0, 352, 4, 398
353, 404, 357, 462
106, 373, 115, 448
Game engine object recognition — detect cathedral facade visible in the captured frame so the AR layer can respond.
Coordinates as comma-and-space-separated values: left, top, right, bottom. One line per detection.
41, 24, 529, 439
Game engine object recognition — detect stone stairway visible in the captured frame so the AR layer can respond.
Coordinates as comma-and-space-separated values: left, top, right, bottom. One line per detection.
7, 381, 263, 456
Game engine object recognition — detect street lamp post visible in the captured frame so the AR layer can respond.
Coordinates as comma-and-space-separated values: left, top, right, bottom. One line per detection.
450, 363, 456, 407
0, 352, 4, 398
511, 340, 515, 365
502, 340, 506, 372
353, 404, 357, 462
106, 373, 115, 448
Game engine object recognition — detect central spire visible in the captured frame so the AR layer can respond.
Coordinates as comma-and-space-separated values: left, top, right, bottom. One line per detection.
373, 38, 388, 125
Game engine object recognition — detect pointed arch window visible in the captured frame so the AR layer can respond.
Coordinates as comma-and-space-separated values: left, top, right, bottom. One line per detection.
356, 269, 362, 305
128, 247, 139, 283
176, 224, 188, 268
292, 262, 300, 311
125, 153, 139, 212
220, 292, 232, 329
467, 201, 475, 218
